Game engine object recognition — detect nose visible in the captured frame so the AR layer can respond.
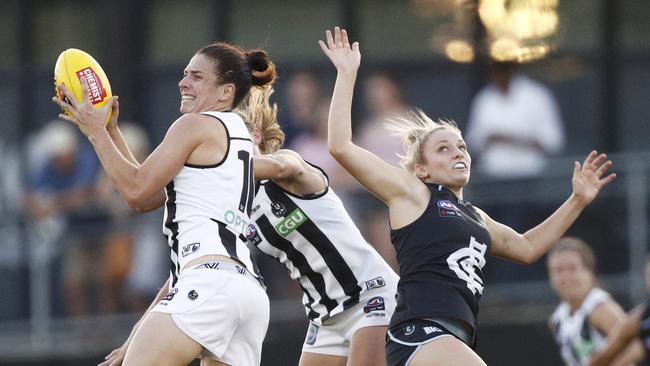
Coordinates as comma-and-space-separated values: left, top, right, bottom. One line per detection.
178, 75, 189, 90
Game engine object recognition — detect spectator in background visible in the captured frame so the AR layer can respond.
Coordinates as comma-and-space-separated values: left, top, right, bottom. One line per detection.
547, 237, 639, 366
465, 61, 565, 180
282, 71, 324, 145
24, 120, 109, 317
96, 122, 167, 312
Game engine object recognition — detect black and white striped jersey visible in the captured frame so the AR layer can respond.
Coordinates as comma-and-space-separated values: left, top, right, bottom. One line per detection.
549, 287, 610, 366
247, 169, 398, 325
163, 111, 258, 287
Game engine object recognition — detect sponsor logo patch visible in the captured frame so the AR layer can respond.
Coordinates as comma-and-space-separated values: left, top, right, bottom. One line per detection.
181, 242, 200, 257
365, 276, 386, 291
423, 326, 443, 335
363, 296, 385, 313
437, 199, 462, 218
275, 208, 307, 237
306, 322, 319, 345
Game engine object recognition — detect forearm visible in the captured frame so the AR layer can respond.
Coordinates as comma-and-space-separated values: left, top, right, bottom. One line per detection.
108, 126, 140, 166
522, 194, 586, 261
87, 129, 143, 203
327, 70, 357, 156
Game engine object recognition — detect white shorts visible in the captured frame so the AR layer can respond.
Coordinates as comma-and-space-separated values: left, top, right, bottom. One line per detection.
152, 262, 270, 366
302, 288, 397, 357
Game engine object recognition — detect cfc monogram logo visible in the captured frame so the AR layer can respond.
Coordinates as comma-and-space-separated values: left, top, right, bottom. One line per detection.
446, 236, 487, 295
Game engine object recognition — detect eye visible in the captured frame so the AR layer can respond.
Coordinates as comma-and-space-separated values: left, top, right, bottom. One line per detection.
458, 144, 467, 151
438, 146, 449, 152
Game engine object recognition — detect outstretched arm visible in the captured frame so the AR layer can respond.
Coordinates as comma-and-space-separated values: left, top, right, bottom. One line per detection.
320, 27, 419, 205
485, 151, 616, 264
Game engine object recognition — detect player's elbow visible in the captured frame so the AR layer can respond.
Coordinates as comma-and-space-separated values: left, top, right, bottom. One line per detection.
123, 185, 150, 210
328, 142, 350, 160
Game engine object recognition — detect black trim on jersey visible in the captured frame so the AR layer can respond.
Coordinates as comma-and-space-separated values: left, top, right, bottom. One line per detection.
184, 114, 231, 168
209, 219, 242, 264
230, 137, 252, 142
264, 182, 362, 309
255, 214, 339, 317
164, 182, 180, 287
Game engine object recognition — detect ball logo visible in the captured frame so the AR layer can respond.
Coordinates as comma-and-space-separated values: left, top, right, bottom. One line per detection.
76, 67, 106, 104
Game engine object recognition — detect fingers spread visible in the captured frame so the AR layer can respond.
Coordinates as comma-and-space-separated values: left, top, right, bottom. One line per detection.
595, 160, 613, 177
325, 29, 334, 48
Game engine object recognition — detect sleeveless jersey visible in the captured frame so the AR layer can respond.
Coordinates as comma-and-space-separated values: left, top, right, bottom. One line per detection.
549, 287, 611, 366
389, 184, 491, 334
163, 111, 258, 287
247, 167, 399, 325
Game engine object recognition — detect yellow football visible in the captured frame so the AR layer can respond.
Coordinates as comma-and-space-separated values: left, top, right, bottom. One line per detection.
54, 48, 112, 123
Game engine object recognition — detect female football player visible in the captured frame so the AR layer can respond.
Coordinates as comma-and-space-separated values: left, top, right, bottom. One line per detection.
54, 42, 275, 366
320, 26, 616, 366
238, 87, 398, 366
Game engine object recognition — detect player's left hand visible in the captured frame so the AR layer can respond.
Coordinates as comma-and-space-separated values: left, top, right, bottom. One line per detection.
51, 77, 117, 137
571, 150, 616, 206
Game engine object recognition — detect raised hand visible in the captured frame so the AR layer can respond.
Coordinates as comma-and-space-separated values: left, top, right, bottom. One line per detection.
51, 76, 117, 138
319, 26, 360, 73
571, 150, 616, 206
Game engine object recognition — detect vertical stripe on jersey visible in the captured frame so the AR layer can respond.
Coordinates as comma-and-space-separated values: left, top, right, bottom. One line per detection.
164, 182, 180, 286
212, 219, 241, 263
256, 214, 339, 315
264, 183, 362, 308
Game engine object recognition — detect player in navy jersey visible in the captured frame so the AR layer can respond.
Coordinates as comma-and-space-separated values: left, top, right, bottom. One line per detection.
237, 87, 399, 366
320, 26, 616, 366
54, 43, 276, 366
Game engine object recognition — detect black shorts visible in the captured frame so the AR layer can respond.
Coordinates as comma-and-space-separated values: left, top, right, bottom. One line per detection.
385, 318, 474, 366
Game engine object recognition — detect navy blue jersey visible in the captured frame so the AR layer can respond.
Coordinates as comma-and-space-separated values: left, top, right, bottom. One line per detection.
389, 184, 491, 333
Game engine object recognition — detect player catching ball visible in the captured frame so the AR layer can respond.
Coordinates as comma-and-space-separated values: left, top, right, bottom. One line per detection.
54, 42, 275, 366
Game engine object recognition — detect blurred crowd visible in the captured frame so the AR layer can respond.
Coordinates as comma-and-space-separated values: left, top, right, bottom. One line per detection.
0, 63, 567, 320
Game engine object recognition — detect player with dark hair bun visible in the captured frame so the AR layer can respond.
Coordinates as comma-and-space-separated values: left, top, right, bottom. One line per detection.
54, 41, 276, 366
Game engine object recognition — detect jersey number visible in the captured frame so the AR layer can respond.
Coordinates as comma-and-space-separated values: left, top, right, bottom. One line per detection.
237, 150, 254, 215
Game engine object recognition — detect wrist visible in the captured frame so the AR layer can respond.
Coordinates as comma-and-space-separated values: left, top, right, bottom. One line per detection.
568, 193, 589, 209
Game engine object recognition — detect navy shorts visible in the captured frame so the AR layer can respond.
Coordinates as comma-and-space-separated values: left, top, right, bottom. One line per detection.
385, 318, 474, 366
